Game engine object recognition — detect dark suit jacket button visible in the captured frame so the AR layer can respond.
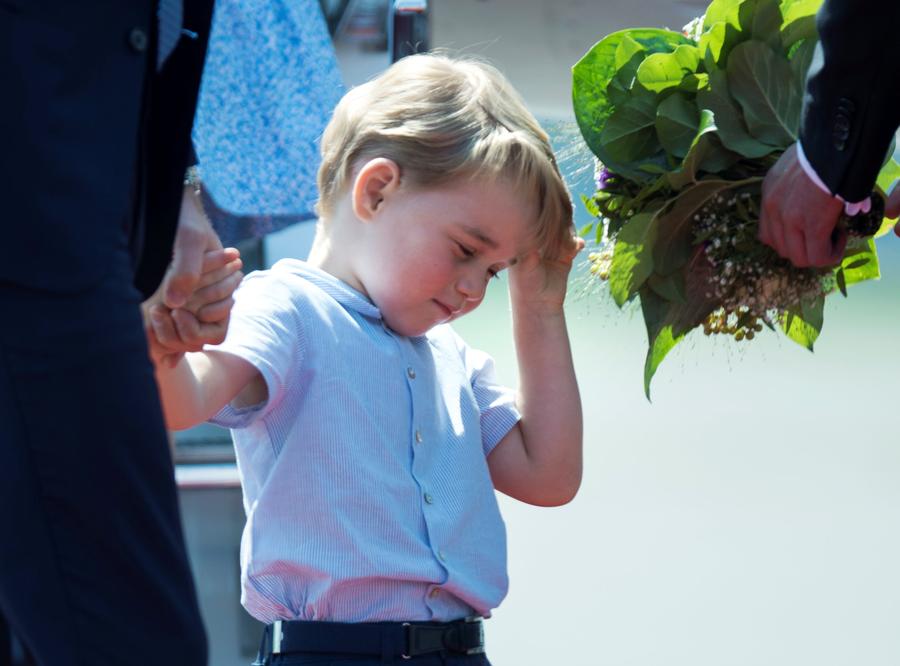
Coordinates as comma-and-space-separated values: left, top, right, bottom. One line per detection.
832, 129, 847, 150
128, 28, 148, 53
837, 97, 855, 114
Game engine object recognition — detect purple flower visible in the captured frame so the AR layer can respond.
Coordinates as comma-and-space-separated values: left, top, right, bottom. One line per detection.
595, 166, 612, 191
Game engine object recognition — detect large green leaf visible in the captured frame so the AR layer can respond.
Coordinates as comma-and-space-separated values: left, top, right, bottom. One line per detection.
636, 45, 701, 93
573, 29, 694, 160
609, 212, 658, 307
648, 272, 688, 303
696, 68, 779, 158
599, 88, 668, 178
644, 322, 685, 400
876, 157, 900, 194
780, 0, 822, 48
703, 0, 742, 31
780, 0, 822, 23
656, 93, 701, 158
653, 179, 736, 274
666, 109, 717, 190
738, 0, 784, 51
640, 249, 720, 398
727, 40, 801, 147
841, 237, 880, 284
781, 295, 824, 350
608, 39, 649, 106
699, 21, 744, 70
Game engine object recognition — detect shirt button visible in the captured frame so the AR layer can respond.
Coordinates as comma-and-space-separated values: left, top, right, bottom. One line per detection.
438, 550, 447, 562
407, 366, 416, 379
429, 588, 441, 599
424, 492, 434, 504
128, 27, 148, 53
415, 430, 423, 444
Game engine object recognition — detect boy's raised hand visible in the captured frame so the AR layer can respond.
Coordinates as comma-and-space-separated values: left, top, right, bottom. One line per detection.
507, 232, 585, 315
143, 247, 243, 368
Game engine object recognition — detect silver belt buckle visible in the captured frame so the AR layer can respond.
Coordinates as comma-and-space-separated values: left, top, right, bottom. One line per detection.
464, 616, 485, 655
271, 620, 284, 654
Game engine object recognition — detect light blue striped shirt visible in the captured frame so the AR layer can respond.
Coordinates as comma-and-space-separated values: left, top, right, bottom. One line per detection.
208, 259, 520, 624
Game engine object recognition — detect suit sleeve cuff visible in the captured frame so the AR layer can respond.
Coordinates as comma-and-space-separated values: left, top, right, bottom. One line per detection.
797, 142, 871, 215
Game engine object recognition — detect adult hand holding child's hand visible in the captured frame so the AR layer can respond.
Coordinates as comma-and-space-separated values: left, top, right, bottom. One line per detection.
142, 185, 244, 368
143, 247, 243, 368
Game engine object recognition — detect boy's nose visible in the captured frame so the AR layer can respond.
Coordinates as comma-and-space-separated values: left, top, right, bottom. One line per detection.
455, 271, 487, 302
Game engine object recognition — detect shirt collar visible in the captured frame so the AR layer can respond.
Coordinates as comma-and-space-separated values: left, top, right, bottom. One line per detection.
273, 259, 382, 320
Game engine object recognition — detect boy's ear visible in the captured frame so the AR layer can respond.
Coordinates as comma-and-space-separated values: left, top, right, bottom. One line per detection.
352, 158, 401, 222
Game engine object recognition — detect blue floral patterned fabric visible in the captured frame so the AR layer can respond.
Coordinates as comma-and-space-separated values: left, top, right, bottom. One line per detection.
192, 0, 344, 245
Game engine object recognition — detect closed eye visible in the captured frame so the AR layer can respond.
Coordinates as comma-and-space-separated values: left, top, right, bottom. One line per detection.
456, 242, 475, 257
456, 241, 501, 280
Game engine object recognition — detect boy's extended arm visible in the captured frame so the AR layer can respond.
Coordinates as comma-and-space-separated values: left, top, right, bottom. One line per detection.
487, 241, 584, 507
154, 350, 261, 430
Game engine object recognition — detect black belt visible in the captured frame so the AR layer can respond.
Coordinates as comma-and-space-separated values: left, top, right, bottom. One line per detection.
260, 617, 485, 660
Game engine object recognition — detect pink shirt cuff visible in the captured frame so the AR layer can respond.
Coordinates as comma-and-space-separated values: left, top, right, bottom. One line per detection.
796, 142, 871, 215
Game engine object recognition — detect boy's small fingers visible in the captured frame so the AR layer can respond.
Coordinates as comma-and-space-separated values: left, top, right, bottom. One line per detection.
173, 309, 228, 347
196, 297, 234, 324
150, 306, 179, 348
171, 309, 203, 348
194, 320, 229, 346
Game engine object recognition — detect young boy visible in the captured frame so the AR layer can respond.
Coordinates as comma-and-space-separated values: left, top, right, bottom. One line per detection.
151, 53, 584, 665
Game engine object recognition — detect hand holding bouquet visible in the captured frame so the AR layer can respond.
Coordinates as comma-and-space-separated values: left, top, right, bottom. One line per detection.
572, 0, 899, 398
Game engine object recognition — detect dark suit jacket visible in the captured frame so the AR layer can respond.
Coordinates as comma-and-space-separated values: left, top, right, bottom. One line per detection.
0, 0, 213, 298
799, 0, 900, 202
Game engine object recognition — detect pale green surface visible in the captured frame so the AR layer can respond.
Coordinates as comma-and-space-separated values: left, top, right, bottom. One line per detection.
451, 227, 900, 665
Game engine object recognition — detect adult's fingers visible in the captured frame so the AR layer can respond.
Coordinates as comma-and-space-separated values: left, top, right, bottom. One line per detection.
185, 270, 243, 314
165, 223, 208, 309
804, 222, 846, 268
149, 304, 181, 349
828, 226, 848, 265
784, 227, 808, 267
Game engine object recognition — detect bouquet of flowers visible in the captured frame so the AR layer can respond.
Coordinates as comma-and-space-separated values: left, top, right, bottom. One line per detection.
573, 0, 900, 398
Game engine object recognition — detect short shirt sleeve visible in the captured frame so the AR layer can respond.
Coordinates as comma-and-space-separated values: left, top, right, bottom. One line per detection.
205, 270, 305, 428
451, 331, 521, 457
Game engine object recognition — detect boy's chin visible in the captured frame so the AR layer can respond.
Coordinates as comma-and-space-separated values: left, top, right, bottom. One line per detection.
382, 314, 437, 338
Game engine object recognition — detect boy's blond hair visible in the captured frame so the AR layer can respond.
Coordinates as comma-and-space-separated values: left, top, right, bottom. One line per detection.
316, 53, 573, 259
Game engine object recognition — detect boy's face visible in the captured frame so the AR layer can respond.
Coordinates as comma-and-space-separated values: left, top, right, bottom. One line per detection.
355, 172, 534, 337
